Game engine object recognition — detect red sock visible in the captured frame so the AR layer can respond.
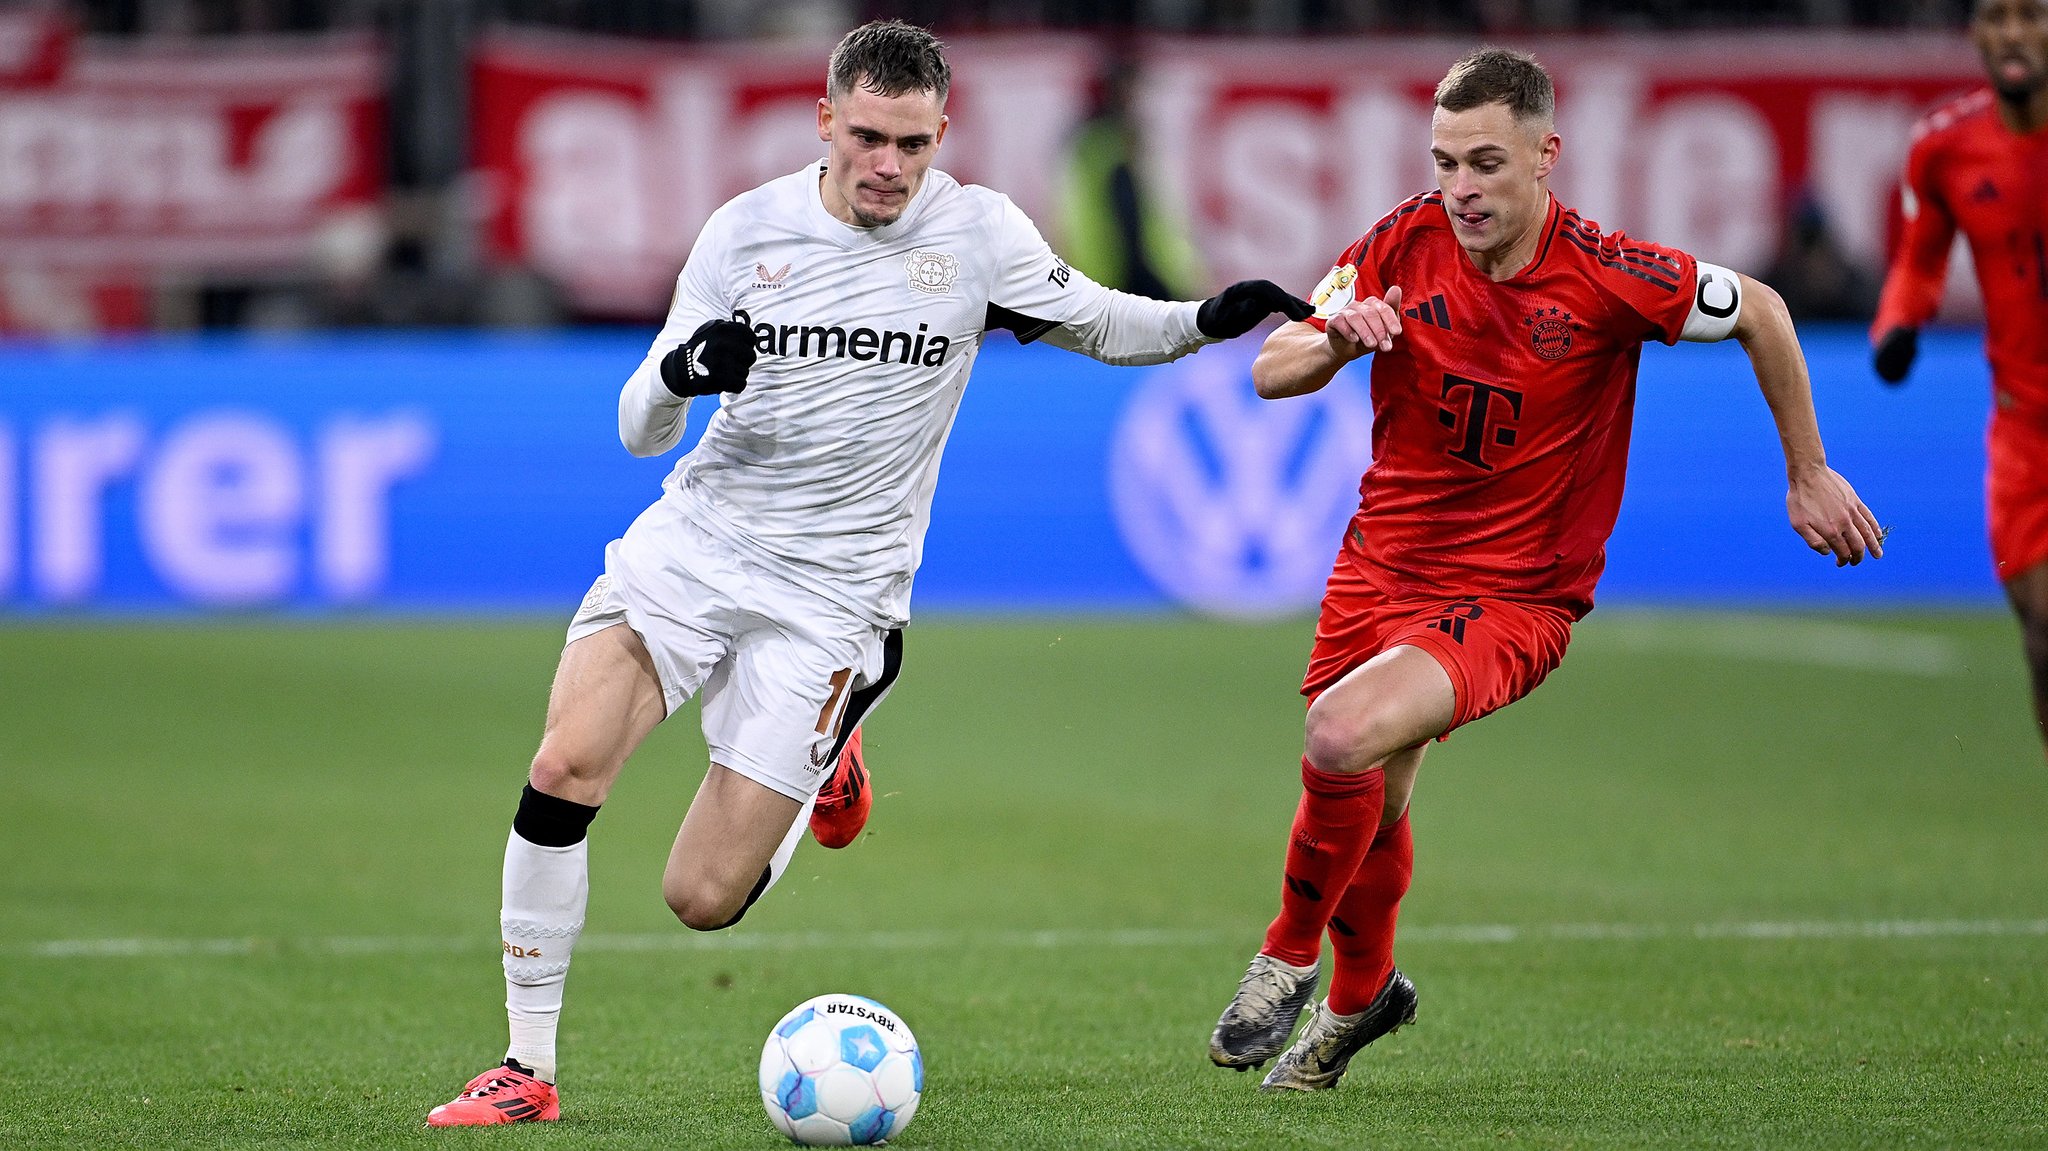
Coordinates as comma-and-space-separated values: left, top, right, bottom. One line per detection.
1325, 811, 1413, 1015
1259, 760, 1386, 967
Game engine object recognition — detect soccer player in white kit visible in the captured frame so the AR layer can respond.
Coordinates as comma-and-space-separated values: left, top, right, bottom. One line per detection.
426, 20, 1311, 1126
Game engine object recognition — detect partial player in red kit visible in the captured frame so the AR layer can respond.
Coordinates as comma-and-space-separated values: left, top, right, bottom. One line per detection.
1873, 0, 2048, 756
1206, 48, 1886, 1092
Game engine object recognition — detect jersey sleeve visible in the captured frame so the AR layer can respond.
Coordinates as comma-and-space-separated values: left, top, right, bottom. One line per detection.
1870, 131, 1954, 342
985, 193, 1100, 338
654, 207, 739, 351
619, 208, 738, 456
1303, 233, 1390, 333
982, 192, 1210, 364
1591, 231, 1698, 346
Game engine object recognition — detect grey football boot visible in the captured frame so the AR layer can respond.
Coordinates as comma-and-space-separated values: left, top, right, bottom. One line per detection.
1259, 967, 1418, 1092
1208, 953, 1321, 1070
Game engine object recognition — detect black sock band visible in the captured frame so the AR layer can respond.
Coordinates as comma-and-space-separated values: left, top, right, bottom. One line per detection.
513, 784, 601, 847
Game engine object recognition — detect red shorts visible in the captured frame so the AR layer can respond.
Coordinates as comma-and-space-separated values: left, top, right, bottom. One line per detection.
1304, 571, 1575, 734
1988, 410, 2048, 581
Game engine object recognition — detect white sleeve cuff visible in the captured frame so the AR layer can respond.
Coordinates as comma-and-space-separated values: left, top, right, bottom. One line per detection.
1038, 294, 1208, 367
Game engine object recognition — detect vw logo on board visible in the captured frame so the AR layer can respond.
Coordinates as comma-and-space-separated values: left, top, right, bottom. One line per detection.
1108, 344, 1373, 618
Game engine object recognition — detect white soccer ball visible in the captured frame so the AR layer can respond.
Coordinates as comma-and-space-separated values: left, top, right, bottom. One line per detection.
759, 994, 923, 1146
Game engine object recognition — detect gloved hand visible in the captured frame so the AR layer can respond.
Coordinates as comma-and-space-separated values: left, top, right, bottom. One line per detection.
1196, 280, 1315, 340
1873, 326, 1918, 386
660, 318, 758, 398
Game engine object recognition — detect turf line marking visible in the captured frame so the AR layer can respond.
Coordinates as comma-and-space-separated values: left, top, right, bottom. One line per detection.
1590, 614, 1965, 677
21, 918, 2048, 959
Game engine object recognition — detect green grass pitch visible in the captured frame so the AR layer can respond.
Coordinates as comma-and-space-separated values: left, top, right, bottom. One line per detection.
4, 611, 2046, 1149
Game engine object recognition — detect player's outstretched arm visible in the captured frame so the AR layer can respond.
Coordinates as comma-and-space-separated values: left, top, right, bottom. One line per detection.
1253, 286, 1404, 400
993, 199, 1306, 367
1037, 279, 1310, 367
1730, 272, 1886, 567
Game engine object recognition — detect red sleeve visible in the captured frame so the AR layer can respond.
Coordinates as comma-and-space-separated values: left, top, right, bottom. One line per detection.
1591, 231, 1698, 346
1870, 132, 1955, 343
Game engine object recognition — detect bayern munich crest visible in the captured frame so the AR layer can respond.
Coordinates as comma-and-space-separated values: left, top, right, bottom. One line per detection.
1524, 305, 1577, 360
904, 249, 959, 295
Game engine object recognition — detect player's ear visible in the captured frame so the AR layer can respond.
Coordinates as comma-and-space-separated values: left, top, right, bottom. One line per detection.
933, 114, 948, 148
1533, 131, 1561, 181
817, 97, 833, 143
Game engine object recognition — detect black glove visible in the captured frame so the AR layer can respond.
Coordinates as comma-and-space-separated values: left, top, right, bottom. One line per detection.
1873, 326, 1918, 386
660, 318, 758, 398
1196, 279, 1315, 340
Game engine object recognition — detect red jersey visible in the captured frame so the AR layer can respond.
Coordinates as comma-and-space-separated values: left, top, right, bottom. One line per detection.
1306, 191, 1699, 615
1873, 89, 2048, 413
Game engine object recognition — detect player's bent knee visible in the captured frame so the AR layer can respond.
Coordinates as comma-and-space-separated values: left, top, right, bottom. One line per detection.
1302, 699, 1400, 775
1301, 710, 1366, 774
663, 864, 772, 932
664, 876, 744, 932
528, 744, 610, 805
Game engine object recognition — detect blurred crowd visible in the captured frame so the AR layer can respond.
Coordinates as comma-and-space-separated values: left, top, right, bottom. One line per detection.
58, 0, 1972, 35
0, 0, 1977, 334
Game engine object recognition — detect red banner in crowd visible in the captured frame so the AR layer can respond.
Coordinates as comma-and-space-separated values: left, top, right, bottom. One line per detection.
1144, 35, 1979, 305
0, 34, 383, 274
472, 31, 1982, 318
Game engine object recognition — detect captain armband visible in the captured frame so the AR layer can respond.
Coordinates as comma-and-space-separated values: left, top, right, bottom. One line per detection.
1679, 261, 1743, 342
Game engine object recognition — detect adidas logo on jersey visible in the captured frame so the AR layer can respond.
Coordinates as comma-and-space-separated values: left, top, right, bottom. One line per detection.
732, 307, 953, 367
1402, 293, 1452, 331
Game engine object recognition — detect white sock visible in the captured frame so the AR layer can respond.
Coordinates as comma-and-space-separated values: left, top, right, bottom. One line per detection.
501, 830, 587, 1084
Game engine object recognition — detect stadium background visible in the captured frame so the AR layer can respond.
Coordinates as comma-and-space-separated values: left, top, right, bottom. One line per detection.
0, 1, 2004, 615
6, 2, 2046, 1148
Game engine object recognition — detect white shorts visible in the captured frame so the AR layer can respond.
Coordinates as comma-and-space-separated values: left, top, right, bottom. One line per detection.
567, 498, 891, 803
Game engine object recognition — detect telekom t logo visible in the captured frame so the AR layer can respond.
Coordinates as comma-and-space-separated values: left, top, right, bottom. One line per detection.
1437, 374, 1525, 471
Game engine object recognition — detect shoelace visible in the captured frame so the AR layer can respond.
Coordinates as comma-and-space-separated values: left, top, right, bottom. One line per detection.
1227, 961, 1299, 1021
1298, 1008, 1345, 1062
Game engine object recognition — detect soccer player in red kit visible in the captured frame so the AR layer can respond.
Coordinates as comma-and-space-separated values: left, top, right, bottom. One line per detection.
1206, 47, 1886, 1092
1872, 0, 2048, 757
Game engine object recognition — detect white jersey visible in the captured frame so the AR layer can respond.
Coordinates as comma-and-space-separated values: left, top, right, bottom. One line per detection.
619, 162, 1212, 628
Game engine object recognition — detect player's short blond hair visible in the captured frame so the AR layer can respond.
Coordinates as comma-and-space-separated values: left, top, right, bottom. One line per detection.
1435, 48, 1555, 127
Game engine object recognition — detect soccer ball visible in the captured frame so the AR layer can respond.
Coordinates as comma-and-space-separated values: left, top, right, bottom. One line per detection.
759, 994, 923, 1146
